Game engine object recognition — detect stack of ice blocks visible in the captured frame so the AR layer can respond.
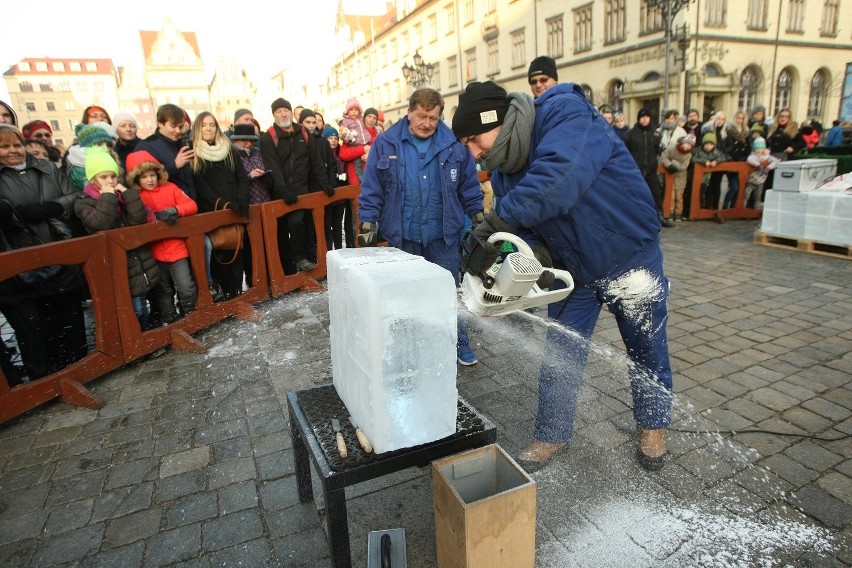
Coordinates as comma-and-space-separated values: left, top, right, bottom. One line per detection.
327, 248, 458, 454
761, 189, 852, 245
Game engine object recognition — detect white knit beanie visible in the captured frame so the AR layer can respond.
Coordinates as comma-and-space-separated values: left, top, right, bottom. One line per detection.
112, 112, 137, 128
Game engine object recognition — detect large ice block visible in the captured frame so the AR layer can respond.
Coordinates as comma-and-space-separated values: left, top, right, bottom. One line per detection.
327, 248, 458, 453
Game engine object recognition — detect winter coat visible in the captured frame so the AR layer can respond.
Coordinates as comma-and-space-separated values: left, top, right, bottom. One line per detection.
193, 147, 250, 216
624, 121, 663, 175
313, 131, 339, 190
358, 117, 482, 248
490, 83, 661, 286
235, 145, 272, 204
724, 127, 751, 162
825, 125, 844, 147
658, 125, 687, 153
258, 124, 331, 203
115, 137, 140, 171
74, 186, 159, 297
766, 124, 805, 159
137, 181, 198, 262
339, 142, 368, 183
136, 131, 197, 200
659, 144, 692, 190
693, 145, 727, 167
746, 152, 780, 185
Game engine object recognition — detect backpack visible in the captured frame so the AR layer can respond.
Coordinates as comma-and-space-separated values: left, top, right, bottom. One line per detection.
267, 125, 309, 147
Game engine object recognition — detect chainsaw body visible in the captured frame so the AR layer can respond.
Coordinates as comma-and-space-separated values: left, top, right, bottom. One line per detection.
460, 232, 575, 317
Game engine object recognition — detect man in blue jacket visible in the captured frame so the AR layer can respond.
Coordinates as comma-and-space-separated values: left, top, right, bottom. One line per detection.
358, 88, 484, 365
452, 81, 673, 471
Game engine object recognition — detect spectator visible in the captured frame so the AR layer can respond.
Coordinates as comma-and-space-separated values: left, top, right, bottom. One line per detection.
322, 125, 349, 250
721, 110, 751, 209
74, 148, 159, 329
259, 97, 333, 273
113, 112, 140, 170
681, 109, 703, 216
798, 120, 820, 149
763, 108, 805, 197
21, 120, 64, 165
624, 108, 674, 228
66, 123, 118, 191
0, 101, 17, 126
693, 132, 727, 219
24, 138, 50, 161
748, 103, 768, 133
363, 108, 381, 140
224, 108, 255, 139
701, 111, 730, 213
191, 111, 250, 300
527, 56, 558, 99
340, 98, 372, 181
744, 137, 780, 209
598, 104, 614, 125
127, 150, 198, 323
357, 88, 484, 366
231, 122, 271, 288
612, 112, 629, 139
81, 106, 111, 125
659, 134, 695, 222
0, 125, 87, 380
825, 120, 844, 147
658, 109, 687, 152
136, 104, 197, 200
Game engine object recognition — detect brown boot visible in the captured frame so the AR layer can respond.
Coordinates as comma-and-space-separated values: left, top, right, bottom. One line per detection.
516, 439, 567, 473
637, 428, 668, 471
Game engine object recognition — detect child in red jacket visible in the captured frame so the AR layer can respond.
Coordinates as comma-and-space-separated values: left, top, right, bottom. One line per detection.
126, 150, 197, 323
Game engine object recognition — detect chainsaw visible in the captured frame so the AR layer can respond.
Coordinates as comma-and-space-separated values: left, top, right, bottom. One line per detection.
460, 231, 575, 317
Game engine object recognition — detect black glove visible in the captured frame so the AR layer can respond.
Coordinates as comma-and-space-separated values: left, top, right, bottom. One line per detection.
233, 200, 249, 219
472, 210, 518, 242
471, 211, 485, 229
529, 243, 555, 288
358, 222, 378, 247
283, 193, 298, 206
155, 207, 179, 226
666, 165, 678, 174
16, 201, 64, 222
324, 186, 336, 198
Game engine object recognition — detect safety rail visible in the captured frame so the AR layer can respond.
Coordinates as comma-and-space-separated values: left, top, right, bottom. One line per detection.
660, 162, 761, 221
0, 188, 359, 423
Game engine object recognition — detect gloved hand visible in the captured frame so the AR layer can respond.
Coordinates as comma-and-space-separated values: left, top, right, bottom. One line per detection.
471, 211, 485, 229
530, 243, 555, 288
155, 207, 179, 226
472, 210, 518, 242
16, 201, 64, 222
666, 165, 678, 174
233, 199, 249, 218
283, 192, 298, 206
324, 186, 336, 198
358, 222, 378, 247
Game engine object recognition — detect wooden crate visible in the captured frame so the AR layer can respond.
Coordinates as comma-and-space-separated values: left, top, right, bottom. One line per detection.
432, 444, 536, 568
754, 231, 852, 260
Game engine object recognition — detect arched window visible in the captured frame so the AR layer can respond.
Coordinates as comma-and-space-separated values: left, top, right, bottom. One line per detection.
738, 66, 760, 112
642, 72, 661, 82
581, 84, 593, 103
608, 80, 624, 112
774, 68, 793, 114
807, 69, 829, 118
703, 63, 723, 77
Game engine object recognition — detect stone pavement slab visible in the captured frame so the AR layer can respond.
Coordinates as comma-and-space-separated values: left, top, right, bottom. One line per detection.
0, 219, 850, 567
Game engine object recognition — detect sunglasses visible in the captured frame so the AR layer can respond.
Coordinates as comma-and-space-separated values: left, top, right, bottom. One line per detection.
528, 77, 551, 86
88, 112, 108, 120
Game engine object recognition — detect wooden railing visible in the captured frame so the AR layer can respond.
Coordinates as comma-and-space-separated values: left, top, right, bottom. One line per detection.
660, 162, 762, 221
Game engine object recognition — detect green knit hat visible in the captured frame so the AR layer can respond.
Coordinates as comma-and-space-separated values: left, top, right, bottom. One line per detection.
85, 147, 119, 181
702, 132, 717, 145
749, 123, 764, 134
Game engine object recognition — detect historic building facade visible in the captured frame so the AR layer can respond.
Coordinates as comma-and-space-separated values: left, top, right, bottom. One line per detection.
330, 0, 851, 127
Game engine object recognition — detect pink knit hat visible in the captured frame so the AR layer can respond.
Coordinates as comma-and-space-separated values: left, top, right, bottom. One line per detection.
345, 98, 362, 114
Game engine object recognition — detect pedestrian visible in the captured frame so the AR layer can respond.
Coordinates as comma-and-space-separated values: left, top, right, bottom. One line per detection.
659, 134, 695, 222
113, 112, 140, 170
339, 98, 372, 181
358, 88, 484, 366
527, 55, 558, 99
80, 106, 111, 125
824, 120, 844, 147
624, 108, 674, 227
136, 104, 197, 200
744, 137, 780, 209
452, 81, 674, 471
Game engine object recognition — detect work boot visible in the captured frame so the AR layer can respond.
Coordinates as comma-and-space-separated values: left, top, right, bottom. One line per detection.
659, 215, 675, 228
516, 439, 568, 473
637, 428, 668, 471
209, 282, 225, 303
296, 258, 317, 272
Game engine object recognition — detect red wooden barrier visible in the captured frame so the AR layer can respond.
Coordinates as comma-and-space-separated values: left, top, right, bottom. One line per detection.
660, 162, 762, 221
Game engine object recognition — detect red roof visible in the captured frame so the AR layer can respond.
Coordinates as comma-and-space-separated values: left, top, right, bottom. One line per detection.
4, 58, 116, 76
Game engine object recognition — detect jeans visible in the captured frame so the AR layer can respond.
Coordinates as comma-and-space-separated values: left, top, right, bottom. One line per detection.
154, 259, 196, 322
534, 245, 673, 443
132, 295, 149, 329
399, 238, 473, 350
204, 235, 213, 285
722, 172, 740, 209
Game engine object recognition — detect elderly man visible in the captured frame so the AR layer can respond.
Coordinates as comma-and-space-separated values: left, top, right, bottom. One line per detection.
357, 88, 484, 366
527, 56, 558, 99
453, 81, 674, 472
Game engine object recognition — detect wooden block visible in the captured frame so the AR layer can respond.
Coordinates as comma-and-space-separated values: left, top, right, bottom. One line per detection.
433, 444, 536, 568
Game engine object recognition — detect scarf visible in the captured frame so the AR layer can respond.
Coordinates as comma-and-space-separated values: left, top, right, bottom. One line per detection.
194, 138, 232, 162
482, 93, 535, 174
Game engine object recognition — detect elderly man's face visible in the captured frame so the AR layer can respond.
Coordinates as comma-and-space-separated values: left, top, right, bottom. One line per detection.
459, 127, 501, 160
528, 74, 557, 98
407, 104, 442, 140
235, 113, 254, 126
273, 107, 293, 129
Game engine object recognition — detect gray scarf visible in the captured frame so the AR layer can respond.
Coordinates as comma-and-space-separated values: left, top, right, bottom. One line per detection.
483, 92, 535, 174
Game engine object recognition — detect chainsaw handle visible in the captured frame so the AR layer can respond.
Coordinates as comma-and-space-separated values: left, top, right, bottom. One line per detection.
485, 232, 534, 257
546, 268, 575, 295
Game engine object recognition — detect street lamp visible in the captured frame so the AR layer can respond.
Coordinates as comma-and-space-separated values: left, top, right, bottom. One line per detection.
647, 0, 694, 110
401, 50, 435, 89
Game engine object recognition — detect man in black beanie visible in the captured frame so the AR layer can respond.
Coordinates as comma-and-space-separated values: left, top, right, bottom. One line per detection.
527, 56, 558, 98
453, 80, 674, 474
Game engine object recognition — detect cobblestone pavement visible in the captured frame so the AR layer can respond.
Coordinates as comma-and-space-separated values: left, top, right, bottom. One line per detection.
0, 219, 850, 567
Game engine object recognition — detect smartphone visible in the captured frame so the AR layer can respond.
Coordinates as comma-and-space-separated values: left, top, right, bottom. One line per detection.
258, 170, 272, 177
181, 137, 192, 150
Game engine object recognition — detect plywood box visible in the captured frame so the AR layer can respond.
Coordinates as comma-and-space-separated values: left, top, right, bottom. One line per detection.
432, 444, 536, 568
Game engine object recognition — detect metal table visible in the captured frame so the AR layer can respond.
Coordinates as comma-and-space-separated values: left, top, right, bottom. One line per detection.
286, 384, 497, 568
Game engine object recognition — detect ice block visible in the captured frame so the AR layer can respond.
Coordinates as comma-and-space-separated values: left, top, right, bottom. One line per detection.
327, 248, 458, 453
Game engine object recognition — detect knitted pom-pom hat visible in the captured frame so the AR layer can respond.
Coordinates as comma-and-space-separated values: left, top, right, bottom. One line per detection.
76, 124, 113, 148
345, 98, 362, 114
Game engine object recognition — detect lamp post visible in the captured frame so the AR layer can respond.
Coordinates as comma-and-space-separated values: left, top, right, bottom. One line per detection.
648, 0, 694, 110
401, 50, 435, 89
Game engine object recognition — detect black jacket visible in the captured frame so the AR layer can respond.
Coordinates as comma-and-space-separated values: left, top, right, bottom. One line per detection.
137, 131, 196, 200
258, 124, 331, 203
193, 147, 250, 217
624, 122, 663, 175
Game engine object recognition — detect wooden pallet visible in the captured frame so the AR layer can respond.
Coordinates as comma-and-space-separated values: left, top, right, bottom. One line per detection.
754, 231, 852, 260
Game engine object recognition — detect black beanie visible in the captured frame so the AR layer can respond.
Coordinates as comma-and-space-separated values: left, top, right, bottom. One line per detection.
271, 98, 292, 113
637, 107, 652, 120
364, 107, 379, 119
299, 108, 316, 123
527, 56, 558, 81
234, 108, 252, 122
451, 81, 509, 140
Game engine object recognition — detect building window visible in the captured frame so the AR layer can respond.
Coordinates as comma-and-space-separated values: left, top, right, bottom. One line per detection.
57, 81, 70, 92
400, 32, 409, 57
573, 6, 592, 54
787, 0, 805, 32
18, 62, 30, 72
808, 69, 829, 118
52, 62, 65, 72
510, 29, 526, 69
35, 62, 48, 72
705, 0, 726, 27
465, 48, 477, 82
413, 24, 422, 51
428, 14, 438, 43
608, 80, 624, 112
486, 0, 496, 12
19, 81, 33, 92
85, 62, 97, 71
46, 102, 55, 111
39, 83, 53, 92
25, 102, 36, 112
548, 15, 565, 58
821, 0, 839, 36
486, 39, 499, 77
446, 3, 455, 33
604, 0, 626, 44
747, 0, 768, 30
774, 68, 793, 113
391, 39, 398, 62
50, 120, 60, 131
432, 62, 441, 90
640, 1, 664, 34
463, 0, 474, 25
738, 66, 760, 112
70, 62, 81, 72
448, 55, 458, 87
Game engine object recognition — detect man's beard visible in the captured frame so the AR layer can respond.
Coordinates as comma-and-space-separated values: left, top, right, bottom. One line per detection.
276, 117, 292, 129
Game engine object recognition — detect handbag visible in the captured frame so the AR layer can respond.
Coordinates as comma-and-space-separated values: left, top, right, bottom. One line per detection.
208, 198, 245, 265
